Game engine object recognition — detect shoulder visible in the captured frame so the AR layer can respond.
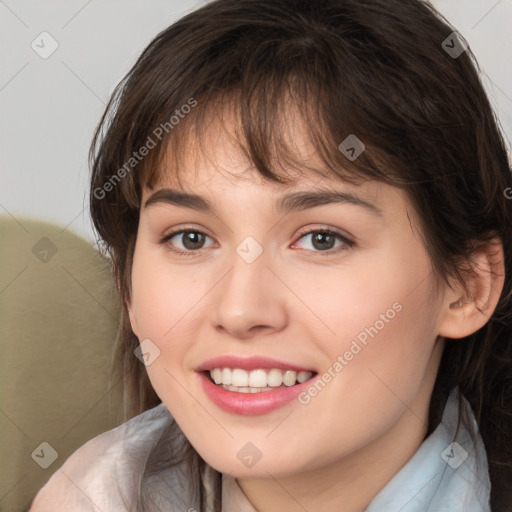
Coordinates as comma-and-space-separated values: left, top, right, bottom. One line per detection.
29, 403, 171, 512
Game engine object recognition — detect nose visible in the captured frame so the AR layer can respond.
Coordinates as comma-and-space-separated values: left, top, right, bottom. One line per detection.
211, 242, 288, 340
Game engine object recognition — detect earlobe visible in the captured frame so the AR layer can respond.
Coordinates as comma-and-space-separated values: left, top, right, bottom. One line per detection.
438, 236, 505, 340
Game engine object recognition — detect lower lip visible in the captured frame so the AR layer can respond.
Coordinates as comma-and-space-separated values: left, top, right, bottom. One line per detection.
197, 371, 316, 416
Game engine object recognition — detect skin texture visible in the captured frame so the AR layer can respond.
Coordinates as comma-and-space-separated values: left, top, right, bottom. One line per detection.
127, 107, 504, 512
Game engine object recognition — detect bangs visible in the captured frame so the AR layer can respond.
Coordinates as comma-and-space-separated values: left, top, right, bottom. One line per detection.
135, 74, 405, 201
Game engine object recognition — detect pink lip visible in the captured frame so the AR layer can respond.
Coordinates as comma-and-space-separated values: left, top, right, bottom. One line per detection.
196, 355, 314, 372
197, 371, 316, 416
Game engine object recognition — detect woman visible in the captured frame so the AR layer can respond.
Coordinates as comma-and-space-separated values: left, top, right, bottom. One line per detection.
30, 0, 512, 510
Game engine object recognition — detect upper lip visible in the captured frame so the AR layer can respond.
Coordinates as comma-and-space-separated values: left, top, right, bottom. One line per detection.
196, 355, 316, 373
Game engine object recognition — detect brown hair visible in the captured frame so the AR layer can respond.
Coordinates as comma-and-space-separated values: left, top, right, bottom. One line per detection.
89, 0, 512, 510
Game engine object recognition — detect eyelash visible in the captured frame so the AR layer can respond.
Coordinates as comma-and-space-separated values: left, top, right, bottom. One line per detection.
158, 226, 355, 257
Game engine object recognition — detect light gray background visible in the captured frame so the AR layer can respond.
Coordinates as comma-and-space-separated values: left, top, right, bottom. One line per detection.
1, 0, 511, 244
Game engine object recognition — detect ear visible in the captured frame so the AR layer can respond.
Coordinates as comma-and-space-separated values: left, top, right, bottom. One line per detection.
438, 236, 505, 339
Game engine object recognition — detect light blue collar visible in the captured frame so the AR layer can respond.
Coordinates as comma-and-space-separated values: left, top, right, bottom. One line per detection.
365, 388, 491, 511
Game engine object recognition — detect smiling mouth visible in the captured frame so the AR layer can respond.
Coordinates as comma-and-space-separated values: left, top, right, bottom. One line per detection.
203, 367, 317, 393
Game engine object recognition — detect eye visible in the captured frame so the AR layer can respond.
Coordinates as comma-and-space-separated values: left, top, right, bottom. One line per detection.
159, 229, 214, 256
292, 228, 354, 255
159, 226, 354, 257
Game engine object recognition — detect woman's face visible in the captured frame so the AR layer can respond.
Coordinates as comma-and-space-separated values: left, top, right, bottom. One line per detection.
128, 110, 448, 479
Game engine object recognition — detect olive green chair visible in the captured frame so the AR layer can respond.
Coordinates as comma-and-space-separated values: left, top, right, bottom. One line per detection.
0, 216, 124, 512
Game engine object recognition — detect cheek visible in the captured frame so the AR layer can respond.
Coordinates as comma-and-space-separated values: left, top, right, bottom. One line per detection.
294, 242, 436, 357
130, 242, 205, 340
297, 244, 440, 416
129, 246, 216, 402
129, 253, 206, 422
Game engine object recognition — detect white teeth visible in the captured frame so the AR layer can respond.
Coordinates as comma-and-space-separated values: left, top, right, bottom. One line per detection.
221, 368, 232, 385
282, 370, 297, 386
267, 368, 283, 387
212, 368, 222, 384
248, 369, 267, 388
224, 385, 275, 393
208, 368, 313, 389
231, 368, 249, 387
297, 371, 311, 383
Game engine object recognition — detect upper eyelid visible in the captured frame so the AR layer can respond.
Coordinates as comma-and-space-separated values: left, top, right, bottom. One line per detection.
162, 225, 353, 247
162, 224, 350, 238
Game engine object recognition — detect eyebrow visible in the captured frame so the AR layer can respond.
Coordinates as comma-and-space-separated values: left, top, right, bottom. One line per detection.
144, 188, 383, 216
